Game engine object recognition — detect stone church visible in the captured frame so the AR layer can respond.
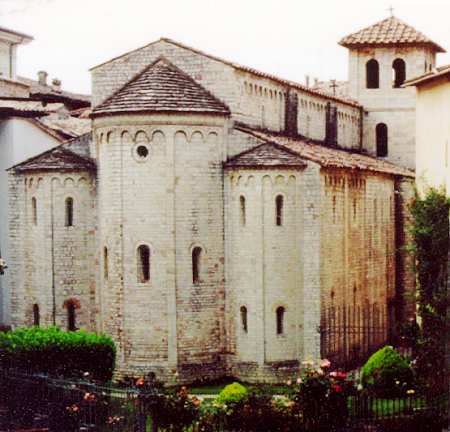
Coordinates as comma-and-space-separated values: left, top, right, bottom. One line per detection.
8, 16, 439, 382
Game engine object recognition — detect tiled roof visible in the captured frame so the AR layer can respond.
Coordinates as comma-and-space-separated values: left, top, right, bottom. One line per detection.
234, 126, 414, 178
10, 144, 96, 173
339, 16, 445, 53
38, 115, 91, 139
92, 57, 230, 117
90, 37, 361, 108
17, 76, 91, 106
404, 64, 450, 87
225, 142, 307, 170
0, 99, 64, 118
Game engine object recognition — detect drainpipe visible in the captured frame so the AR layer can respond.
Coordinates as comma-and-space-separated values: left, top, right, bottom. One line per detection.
50, 181, 56, 325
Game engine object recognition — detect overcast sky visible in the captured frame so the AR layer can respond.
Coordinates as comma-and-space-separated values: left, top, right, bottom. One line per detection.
1, 0, 450, 95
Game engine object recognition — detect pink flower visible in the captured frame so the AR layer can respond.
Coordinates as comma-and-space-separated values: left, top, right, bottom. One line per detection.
320, 359, 331, 369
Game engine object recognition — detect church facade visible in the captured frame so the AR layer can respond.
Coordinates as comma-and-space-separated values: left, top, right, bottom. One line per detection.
8, 16, 438, 382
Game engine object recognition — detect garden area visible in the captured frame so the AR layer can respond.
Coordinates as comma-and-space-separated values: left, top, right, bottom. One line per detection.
0, 189, 448, 431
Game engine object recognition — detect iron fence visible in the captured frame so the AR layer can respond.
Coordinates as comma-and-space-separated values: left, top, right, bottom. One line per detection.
0, 369, 159, 432
320, 303, 392, 370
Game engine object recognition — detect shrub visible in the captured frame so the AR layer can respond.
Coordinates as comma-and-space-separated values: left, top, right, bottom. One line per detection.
361, 346, 414, 397
0, 326, 116, 381
216, 381, 247, 404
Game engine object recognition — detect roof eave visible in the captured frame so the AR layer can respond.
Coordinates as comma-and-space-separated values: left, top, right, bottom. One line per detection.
339, 41, 446, 53
91, 108, 230, 119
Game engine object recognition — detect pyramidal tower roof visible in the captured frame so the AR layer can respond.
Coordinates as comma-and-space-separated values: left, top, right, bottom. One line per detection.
92, 56, 230, 117
339, 16, 445, 53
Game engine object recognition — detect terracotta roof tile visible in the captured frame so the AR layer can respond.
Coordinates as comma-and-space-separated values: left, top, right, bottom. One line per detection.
235, 126, 414, 178
38, 115, 91, 139
339, 16, 445, 53
92, 57, 230, 117
225, 142, 307, 170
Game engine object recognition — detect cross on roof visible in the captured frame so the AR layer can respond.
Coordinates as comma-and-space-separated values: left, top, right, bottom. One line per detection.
330, 80, 338, 96
388, 5, 394, 16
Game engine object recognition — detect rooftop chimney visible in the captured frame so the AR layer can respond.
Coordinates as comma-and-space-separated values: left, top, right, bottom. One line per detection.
305, 75, 310, 87
52, 78, 62, 93
38, 70, 48, 86
314, 78, 319, 87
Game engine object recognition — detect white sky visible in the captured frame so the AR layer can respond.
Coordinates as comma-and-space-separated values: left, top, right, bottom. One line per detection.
1, 0, 450, 95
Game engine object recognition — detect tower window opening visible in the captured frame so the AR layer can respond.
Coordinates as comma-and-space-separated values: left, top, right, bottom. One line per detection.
376, 123, 388, 157
366, 59, 379, 89
392, 58, 406, 88
32, 197, 37, 225
103, 246, 109, 280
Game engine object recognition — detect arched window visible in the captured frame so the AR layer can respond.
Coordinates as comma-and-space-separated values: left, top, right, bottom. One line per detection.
392, 58, 406, 88
103, 246, 108, 280
275, 195, 284, 226
276, 306, 285, 335
65, 197, 73, 227
137, 245, 150, 283
33, 304, 40, 326
239, 195, 246, 226
31, 197, 37, 225
366, 59, 379, 89
192, 246, 202, 284
240, 306, 248, 333
376, 123, 388, 157
67, 302, 76, 331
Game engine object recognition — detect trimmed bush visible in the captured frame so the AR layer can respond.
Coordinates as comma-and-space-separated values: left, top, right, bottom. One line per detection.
361, 346, 414, 397
0, 326, 116, 381
216, 381, 248, 404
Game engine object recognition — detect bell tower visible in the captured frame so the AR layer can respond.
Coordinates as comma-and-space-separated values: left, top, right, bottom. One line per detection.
340, 16, 445, 169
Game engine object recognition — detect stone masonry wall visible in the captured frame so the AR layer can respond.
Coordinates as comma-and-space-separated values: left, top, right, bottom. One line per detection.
9, 170, 96, 330
91, 40, 361, 148
225, 159, 323, 382
348, 46, 435, 169
94, 113, 227, 382
320, 169, 397, 349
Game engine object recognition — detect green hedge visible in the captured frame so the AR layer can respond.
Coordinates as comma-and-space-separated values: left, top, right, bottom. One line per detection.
0, 326, 116, 381
361, 346, 414, 397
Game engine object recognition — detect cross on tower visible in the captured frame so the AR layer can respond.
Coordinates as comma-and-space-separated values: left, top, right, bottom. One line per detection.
330, 79, 338, 96
388, 5, 394, 16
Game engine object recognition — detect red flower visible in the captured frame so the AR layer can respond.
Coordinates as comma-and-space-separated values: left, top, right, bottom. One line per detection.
332, 384, 343, 393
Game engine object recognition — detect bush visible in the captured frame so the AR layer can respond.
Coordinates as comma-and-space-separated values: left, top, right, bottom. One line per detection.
0, 326, 116, 381
216, 381, 247, 404
361, 346, 414, 397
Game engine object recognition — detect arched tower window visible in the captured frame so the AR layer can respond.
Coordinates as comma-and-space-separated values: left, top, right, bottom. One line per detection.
65, 197, 73, 227
275, 195, 284, 226
366, 59, 379, 89
239, 195, 246, 226
276, 306, 285, 335
103, 246, 108, 280
192, 246, 202, 284
67, 302, 76, 331
31, 197, 37, 225
240, 306, 248, 333
33, 304, 40, 326
376, 123, 388, 157
137, 245, 150, 283
392, 58, 406, 88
